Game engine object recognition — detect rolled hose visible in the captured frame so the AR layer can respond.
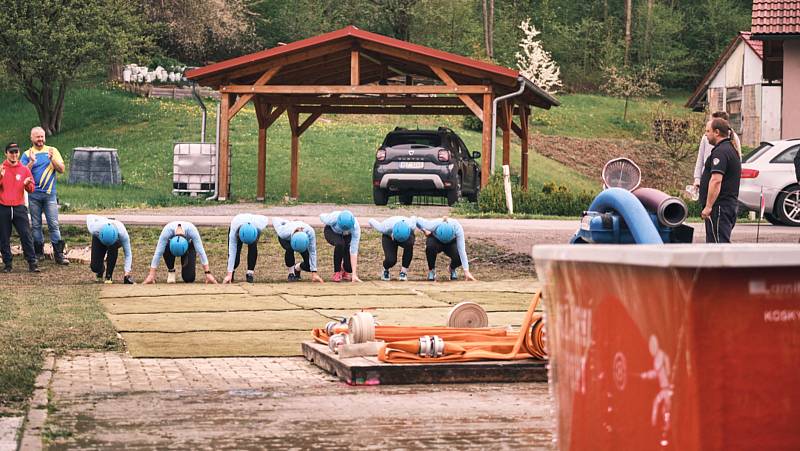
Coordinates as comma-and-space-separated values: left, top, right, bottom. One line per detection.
586, 188, 663, 244
633, 187, 688, 227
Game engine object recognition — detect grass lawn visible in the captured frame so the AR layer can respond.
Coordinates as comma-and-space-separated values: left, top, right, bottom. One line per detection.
0, 85, 690, 210
0, 223, 533, 414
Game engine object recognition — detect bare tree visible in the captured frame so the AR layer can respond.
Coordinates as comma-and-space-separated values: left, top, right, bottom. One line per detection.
482, 0, 494, 59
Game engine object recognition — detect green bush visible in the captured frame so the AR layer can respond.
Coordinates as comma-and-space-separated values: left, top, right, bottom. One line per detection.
478, 174, 597, 216
462, 115, 482, 132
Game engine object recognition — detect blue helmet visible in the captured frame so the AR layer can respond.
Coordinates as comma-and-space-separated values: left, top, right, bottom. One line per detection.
238, 223, 259, 245
169, 236, 189, 257
291, 231, 309, 252
391, 221, 412, 243
434, 221, 455, 243
98, 223, 118, 246
336, 210, 355, 232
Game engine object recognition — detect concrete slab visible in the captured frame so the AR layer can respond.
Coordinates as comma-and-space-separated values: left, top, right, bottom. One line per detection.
102, 295, 294, 314
0, 417, 22, 451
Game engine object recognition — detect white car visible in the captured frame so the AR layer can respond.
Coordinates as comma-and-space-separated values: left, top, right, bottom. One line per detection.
739, 139, 800, 226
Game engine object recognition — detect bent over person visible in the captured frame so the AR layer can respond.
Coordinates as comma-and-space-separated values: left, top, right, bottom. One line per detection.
0, 143, 39, 273
416, 217, 475, 282
86, 215, 133, 284
368, 216, 416, 281
143, 221, 217, 284
320, 210, 361, 282
223, 213, 269, 284
273, 217, 323, 283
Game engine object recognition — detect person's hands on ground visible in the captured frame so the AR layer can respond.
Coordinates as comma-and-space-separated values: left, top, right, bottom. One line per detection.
205, 273, 218, 284
222, 272, 233, 284
311, 272, 324, 283
143, 272, 156, 284
464, 269, 477, 282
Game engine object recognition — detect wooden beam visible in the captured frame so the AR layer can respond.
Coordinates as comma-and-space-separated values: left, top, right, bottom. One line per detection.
221, 85, 490, 95
253, 95, 466, 106
264, 105, 286, 128
297, 112, 321, 136
511, 122, 523, 140
520, 106, 530, 191
288, 108, 300, 199
502, 100, 512, 167
350, 49, 360, 85
481, 90, 493, 187
359, 52, 407, 76
429, 64, 483, 118
254, 98, 270, 200
292, 106, 473, 115
227, 66, 282, 119
218, 93, 231, 200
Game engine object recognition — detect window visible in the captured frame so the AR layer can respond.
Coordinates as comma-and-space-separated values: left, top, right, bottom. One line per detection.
770, 145, 800, 164
743, 143, 773, 163
726, 87, 742, 134
384, 134, 441, 147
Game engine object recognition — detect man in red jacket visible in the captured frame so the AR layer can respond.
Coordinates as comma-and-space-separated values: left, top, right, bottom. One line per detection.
0, 142, 40, 272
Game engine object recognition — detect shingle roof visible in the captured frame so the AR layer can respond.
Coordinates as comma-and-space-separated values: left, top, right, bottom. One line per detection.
752, 0, 800, 35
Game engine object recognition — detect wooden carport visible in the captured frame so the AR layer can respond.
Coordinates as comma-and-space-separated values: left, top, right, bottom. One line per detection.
185, 26, 559, 201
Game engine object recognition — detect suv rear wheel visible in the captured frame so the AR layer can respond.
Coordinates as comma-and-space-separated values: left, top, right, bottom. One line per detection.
775, 184, 800, 226
373, 187, 389, 206
446, 174, 462, 206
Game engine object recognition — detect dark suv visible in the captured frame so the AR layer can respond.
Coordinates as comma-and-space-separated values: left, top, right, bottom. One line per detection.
372, 127, 481, 206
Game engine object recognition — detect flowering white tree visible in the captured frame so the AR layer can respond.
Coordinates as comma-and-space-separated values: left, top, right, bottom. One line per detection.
515, 18, 562, 94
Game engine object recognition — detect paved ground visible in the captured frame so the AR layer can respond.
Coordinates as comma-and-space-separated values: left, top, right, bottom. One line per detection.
44, 352, 553, 450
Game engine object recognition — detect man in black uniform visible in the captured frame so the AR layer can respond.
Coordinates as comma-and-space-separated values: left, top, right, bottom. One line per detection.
699, 118, 741, 243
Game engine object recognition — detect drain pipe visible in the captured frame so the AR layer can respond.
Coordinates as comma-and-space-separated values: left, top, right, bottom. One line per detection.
191, 83, 207, 143
205, 100, 221, 201
490, 76, 526, 174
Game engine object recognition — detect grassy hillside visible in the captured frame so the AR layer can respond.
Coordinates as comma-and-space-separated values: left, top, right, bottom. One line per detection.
0, 85, 691, 210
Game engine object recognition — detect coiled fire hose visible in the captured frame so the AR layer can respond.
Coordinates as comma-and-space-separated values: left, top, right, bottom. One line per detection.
311, 293, 546, 363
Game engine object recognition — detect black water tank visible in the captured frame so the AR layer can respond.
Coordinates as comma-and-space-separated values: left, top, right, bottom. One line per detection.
68, 147, 122, 185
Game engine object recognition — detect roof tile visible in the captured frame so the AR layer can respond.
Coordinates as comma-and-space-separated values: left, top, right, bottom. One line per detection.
752, 0, 800, 34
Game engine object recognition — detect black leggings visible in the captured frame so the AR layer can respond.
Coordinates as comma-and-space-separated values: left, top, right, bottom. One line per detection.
278, 237, 311, 272
0, 205, 36, 265
425, 235, 461, 271
324, 225, 352, 272
229, 228, 258, 271
90, 235, 121, 278
163, 239, 197, 282
381, 234, 415, 270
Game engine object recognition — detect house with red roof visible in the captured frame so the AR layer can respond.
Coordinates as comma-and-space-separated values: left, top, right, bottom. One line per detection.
751, 0, 800, 139
686, 32, 779, 146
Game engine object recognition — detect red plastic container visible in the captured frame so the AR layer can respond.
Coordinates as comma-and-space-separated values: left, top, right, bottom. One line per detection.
533, 244, 800, 451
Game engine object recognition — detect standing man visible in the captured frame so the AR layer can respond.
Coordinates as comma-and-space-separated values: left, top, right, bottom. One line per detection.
86, 215, 133, 284
0, 143, 39, 273
143, 221, 217, 284
369, 216, 416, 281
692, 111, 741, 192
320, 210, 362, 282
699, 118, 741, 243
21, 127, 69, 265
273, 217, 323, 283
222, 213, 269, 284
416, 217, 476, 282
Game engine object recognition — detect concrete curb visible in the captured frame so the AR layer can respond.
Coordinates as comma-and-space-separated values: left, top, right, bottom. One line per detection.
18, 350, 55, 451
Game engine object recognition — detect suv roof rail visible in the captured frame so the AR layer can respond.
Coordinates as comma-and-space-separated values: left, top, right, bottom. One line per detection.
437, 126, 454, 133
393, 126, 407, 131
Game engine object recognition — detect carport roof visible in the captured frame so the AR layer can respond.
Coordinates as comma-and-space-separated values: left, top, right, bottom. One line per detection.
185, 26, 559, 109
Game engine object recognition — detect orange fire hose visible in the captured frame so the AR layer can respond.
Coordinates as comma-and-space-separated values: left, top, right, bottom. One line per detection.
311, 292, 546, 364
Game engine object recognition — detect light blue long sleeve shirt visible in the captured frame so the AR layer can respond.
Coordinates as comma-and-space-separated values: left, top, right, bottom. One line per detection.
227, 214, 269, 272
150, 221, 209, 268
368, 216, 417, 238
320, 211, 361, 255
416, 217, 469, 270
272, 217, 317, 272
86, 214, 132, 273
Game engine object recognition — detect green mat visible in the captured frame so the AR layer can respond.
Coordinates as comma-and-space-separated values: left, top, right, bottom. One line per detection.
422, 291, 537, 312
102, 295, 295, 314
123, 331, 311, 357
280, 293, 448, 309
109, 310, 328, 333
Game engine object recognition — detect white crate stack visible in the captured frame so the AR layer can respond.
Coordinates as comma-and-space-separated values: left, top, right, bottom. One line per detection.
172, 143, 229, 196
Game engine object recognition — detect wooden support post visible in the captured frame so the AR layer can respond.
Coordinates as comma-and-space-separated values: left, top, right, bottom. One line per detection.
481, 91, 493, 187
254, 98, 270, 201
520, 106, 530, 191
502, 101, 512, 167
218, 92, 231, 200
288, 108, 300, 199
350, 49, 360, 85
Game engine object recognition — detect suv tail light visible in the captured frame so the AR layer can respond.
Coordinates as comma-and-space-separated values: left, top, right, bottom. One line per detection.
741, 168, 759, 179
376, 149, 386, 161
437, 150, 450, 162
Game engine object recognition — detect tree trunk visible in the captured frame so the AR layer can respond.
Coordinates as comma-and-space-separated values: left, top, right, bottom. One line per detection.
624, 0, 633, 66
482, 0, 494, 59
623, 96, 630, 122
22, 78, 68, 135
645, 0, 654, 61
